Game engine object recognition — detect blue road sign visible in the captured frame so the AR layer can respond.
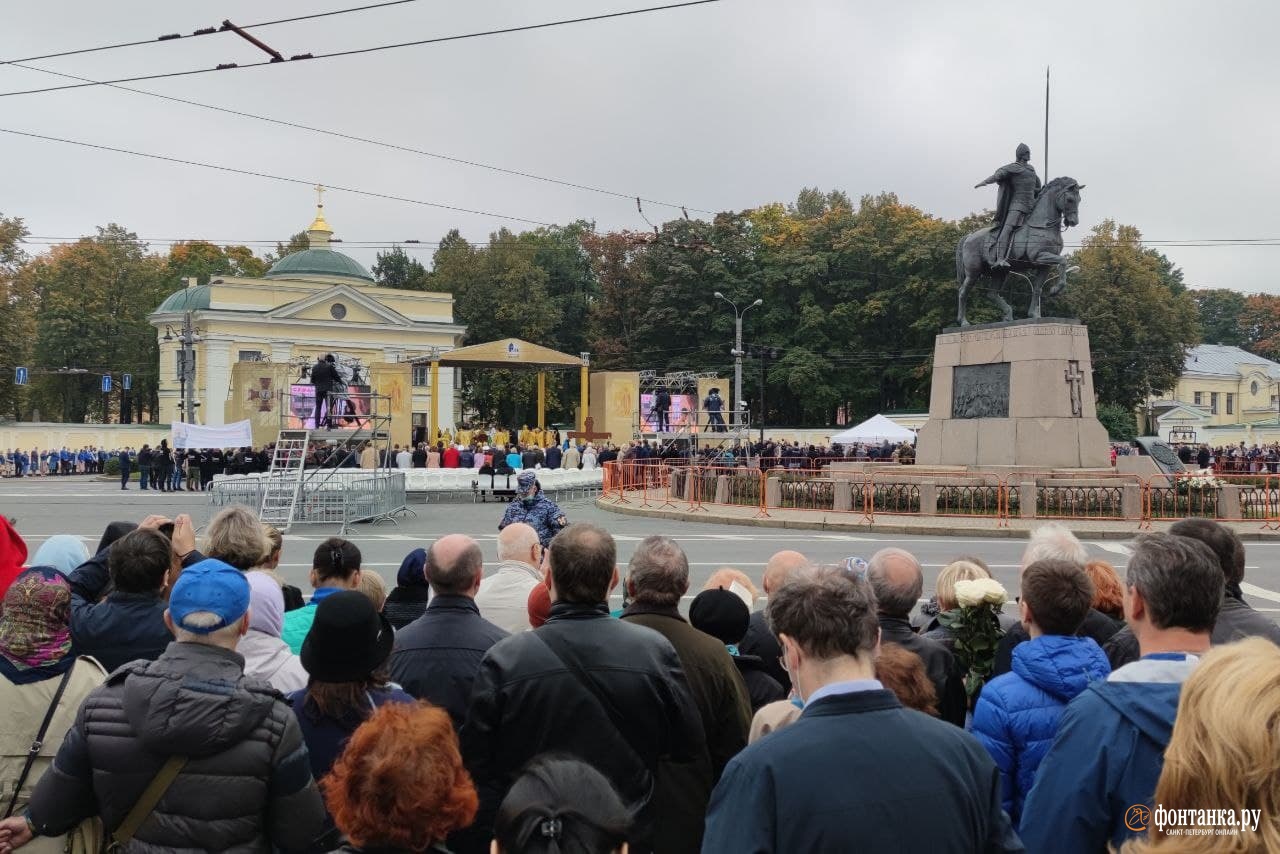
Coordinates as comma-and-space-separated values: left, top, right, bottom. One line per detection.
14, 367, 27, 385
122, 373, 132, 391
101, 375, 112, 393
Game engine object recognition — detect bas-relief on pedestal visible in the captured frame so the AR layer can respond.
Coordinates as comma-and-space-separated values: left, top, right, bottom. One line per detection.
915, 319, 1110, 469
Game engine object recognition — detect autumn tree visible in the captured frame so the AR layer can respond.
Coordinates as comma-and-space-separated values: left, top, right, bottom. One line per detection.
166, 240, 268, 285
1062, 221, 1200, 409
1239, 294, 1280, 361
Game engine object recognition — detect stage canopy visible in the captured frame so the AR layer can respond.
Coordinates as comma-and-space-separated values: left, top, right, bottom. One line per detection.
411, 338, 588, 436
829, 414, 917, 445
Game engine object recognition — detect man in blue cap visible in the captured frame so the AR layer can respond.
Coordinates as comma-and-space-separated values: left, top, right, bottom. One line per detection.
498, 471, 568, 548
0, 559, 326, 853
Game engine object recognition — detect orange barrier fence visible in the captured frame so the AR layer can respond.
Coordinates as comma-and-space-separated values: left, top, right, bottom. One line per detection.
600, 463, 1280, 529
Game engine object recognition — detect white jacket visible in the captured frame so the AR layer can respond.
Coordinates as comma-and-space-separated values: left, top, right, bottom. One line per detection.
237, 629, 308, 694
474, 560, 543, 634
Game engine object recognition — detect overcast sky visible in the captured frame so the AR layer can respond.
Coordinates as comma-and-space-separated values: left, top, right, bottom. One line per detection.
4, 1, 1278, 292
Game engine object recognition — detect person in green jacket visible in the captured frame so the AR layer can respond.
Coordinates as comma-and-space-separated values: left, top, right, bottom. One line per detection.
281, 537, 363, 654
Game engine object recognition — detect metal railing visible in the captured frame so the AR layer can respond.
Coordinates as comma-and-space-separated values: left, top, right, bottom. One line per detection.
598, 463, 1280, 529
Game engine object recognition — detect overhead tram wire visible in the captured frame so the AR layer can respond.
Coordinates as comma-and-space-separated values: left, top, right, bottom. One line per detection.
5, 62, 712, 214
0, 0, 724, 98
0, 127, 554, 227
0, 0, 428, 65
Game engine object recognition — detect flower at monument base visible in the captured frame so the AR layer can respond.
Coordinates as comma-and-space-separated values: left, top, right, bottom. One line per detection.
953, 578, 1008, 608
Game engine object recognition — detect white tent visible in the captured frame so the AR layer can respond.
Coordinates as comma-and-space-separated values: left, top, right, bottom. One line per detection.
829, 414, 917, 445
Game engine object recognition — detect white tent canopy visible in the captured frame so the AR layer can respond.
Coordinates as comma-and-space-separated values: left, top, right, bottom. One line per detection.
829, 414, 916, 445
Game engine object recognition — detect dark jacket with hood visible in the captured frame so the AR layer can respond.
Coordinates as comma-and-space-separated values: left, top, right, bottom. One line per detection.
731, 650, 786, 712
26, 641, 326, 853
458, 601, 705, 854
971, 635, 1111, 826
1102, 593, 1280, 668
1019, 653, 1197, 853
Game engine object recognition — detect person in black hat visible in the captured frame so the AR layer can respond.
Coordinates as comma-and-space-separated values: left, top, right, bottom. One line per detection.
309, 354, 342, 429
288, 590, 413, 786
704, 387, 726, 432
690, 588, 785, 713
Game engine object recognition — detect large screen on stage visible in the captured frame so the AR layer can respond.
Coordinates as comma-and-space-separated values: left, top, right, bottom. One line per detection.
286, 384, 372, 429
640, 392, 698, 432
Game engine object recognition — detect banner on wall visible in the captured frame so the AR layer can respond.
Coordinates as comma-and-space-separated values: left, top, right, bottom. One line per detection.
171, 420, 254, 449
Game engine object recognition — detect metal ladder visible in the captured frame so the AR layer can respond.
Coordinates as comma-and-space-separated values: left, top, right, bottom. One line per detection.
259, 429, 310, 529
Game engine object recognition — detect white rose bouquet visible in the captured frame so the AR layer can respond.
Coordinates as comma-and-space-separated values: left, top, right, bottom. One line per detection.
938, 578, 1009, 702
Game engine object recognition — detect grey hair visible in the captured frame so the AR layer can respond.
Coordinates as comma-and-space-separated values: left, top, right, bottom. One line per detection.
1021, 522, 1088, 569
1126, 533, 1222, 632
627, 536, 690, 607
866, 548, 922, 617
173, 614, 246, 645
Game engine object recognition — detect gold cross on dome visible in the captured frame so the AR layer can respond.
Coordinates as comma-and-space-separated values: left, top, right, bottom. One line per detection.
314, 184, 325, 207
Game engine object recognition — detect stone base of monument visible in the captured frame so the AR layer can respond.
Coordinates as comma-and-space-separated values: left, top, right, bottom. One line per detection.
915, 318, 1110, 469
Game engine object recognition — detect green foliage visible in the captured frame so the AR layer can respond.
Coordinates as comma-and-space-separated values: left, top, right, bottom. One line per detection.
1239, 294, 1280, 361
937, 605, 1005, 700
0, 213, 31, 420
166, 240, 267, 285
266, 231, 309, 264
372, 246, 429, 290
1096, 403, 1138, 441
1190, 288, 1246, 347
1062, 222, 1200, 409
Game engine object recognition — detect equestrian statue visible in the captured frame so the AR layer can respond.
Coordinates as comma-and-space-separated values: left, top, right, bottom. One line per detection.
957, 142, 1084, 326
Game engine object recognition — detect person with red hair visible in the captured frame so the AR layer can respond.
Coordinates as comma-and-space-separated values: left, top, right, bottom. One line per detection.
1083, 560, 1125, 622
323, 702, 478, 853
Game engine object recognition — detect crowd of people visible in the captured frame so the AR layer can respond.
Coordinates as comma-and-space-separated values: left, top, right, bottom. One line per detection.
0, 505, 1278, 852
1, 447, 112, 477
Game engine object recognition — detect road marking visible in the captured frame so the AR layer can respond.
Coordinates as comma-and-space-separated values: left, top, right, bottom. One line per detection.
1241, 582, 1280, 604
1093, 542, 1133, 556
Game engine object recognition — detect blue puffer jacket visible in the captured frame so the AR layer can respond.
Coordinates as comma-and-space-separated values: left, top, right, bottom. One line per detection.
972, 634, 1110, 825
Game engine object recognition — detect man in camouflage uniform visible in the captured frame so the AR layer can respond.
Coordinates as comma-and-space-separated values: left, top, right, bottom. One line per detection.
498, 471, 568, 547
975, 142, 1041, 269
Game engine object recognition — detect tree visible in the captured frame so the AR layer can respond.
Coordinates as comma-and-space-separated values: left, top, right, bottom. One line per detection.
1239, 294, 1280, 361
24, 226, 168, 423
372, 246, 429, 290
0, 213, 31, 420
1062, 221, 1200, 409
1190, 288, 1246, 347
1096, 402, 1138, 441
266, 231, 309, 264
166, 241, 268, 285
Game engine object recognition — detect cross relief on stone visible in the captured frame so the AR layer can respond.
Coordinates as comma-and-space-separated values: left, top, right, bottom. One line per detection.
1065, 360, 1084, 418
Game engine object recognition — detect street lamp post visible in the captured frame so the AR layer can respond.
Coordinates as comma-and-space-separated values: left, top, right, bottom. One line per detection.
163, 310, 200, 424
714, 292, 762, 429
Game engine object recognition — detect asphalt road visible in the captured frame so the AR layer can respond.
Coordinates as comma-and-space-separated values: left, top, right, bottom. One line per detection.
5, 476, 1280, 619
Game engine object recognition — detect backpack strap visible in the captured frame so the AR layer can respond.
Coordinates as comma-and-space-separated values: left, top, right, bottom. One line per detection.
105, 755, 188, 852
3, 665, 75, 819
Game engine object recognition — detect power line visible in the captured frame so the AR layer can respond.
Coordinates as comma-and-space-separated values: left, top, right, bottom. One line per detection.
0, 127, 554, 226
0, 1, 723, 98
0, 1, 424, 66
6, 61, 713, 214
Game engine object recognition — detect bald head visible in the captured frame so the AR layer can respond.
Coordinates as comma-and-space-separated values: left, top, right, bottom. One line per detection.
763, 550, 809, 594
497, 523, 541, 565
426, 534, 484, 596
866, 547, 923, 617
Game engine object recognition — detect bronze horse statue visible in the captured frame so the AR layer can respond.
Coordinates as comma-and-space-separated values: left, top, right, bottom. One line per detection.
956, 176, 1084, 326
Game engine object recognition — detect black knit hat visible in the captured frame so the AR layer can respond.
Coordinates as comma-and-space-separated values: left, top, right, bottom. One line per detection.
300, 590, 394, 683
689, 588, 750, 645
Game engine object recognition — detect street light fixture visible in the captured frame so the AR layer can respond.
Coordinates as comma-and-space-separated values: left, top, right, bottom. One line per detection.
161, 311, 202, 424
714, 292, 763, 429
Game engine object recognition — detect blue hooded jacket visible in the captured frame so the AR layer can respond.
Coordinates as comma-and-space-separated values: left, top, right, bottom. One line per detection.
1018, 653, 1197, 853
972, 634, 1110, 826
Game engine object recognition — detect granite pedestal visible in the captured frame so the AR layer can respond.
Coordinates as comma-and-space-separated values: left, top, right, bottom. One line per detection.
915, 319, 1109, 469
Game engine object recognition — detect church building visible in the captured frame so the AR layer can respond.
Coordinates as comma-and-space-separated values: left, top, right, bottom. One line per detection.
149, 201, 463, 432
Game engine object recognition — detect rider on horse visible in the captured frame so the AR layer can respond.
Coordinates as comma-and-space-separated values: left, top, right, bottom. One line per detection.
975, 143, 1042, 269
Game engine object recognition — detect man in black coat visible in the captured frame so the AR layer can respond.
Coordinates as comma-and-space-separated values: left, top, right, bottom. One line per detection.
653, 387, 672, 432
739, 549, 811, 694
459, 523, 704, 854
867, 548, 968, 727
390, 534, 508, 729
309, 353, 342, 428
701, 567, 1022, 854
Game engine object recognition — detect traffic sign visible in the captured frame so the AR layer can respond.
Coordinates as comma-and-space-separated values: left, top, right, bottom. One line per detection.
122, 373, 132, 391
14, 367, 27, 385
101, 375, 112, 393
